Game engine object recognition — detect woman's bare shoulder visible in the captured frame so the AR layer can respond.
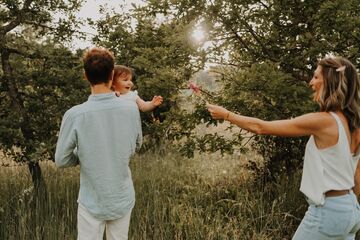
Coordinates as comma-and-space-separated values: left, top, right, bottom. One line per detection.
295, 112, 335, 127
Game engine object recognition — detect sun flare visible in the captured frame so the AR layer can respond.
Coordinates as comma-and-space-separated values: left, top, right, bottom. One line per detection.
192, 27, 205, 42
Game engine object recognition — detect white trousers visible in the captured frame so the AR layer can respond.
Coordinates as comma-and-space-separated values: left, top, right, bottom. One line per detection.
77, 204, 132, 240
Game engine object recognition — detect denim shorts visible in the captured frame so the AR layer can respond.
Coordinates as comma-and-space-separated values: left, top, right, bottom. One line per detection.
292, 191, 360, 240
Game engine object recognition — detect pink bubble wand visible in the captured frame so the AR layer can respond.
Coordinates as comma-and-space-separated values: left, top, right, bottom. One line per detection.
189, 82, 214, 102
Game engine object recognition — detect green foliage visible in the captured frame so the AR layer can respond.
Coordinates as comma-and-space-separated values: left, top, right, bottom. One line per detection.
142, 0, 360, 179
2, 0, 360, 182
0, 0, 84, 165
203, 0, 360, 178
0, 43, 87, 162
207, 0, 360, 70
0, 0, 83, 42
93, 5, 206, 149
216, 62, 315, 178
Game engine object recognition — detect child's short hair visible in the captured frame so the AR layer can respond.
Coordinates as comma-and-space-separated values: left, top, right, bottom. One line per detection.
83, 47, 115, 85
113, 65, 133, 81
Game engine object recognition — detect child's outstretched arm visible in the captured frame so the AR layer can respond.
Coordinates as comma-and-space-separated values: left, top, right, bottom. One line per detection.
136, 95, 163, 112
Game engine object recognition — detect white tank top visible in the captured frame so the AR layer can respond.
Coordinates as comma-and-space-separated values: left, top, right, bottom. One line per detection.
300, 112, 359, 205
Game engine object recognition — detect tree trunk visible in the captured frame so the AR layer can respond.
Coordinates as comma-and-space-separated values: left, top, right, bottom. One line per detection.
28, 160, 47, 239
2, 45, 49, 196
28, 161, 48, 199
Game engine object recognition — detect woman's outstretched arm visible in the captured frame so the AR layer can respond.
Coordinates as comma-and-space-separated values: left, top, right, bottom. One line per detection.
206, 103, 334, 138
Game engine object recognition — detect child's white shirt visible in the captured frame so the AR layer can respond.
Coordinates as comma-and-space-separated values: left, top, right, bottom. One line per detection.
118, 90, 138, 103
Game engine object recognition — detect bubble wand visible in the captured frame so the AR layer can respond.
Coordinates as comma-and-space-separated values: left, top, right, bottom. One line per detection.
189, 82, 214, 103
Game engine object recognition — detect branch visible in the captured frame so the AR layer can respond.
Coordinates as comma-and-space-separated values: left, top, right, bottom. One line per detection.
0, 0, 34, 35
1, 46, 43, 60
257, 0, 270, 9
1, 48, 23, 111
5, 47, 22, 55
241, 135, 256, 148
229, 28, 254, 54
215, 14, 255, 55
207, 60, 252, 68
240, 19, 278, 62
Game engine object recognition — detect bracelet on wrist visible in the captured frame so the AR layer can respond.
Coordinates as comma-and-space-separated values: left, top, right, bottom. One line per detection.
225, 111, 231, 121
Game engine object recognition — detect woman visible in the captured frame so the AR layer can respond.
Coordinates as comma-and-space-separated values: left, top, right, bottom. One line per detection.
207, 57, 360, 239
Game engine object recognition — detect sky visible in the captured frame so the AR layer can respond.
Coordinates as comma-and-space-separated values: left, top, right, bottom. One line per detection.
71, 0, 206, 49
70, 0, 145, 49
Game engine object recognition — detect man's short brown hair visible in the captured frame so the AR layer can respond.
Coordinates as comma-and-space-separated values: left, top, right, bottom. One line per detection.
83, 47, 115, 85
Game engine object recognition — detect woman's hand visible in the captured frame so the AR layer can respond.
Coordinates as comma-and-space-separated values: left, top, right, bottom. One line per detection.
206, 103, 230, 120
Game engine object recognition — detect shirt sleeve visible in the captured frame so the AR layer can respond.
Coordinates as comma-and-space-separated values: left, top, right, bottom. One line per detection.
131, 90, 139, 101
55, 111, 79, 168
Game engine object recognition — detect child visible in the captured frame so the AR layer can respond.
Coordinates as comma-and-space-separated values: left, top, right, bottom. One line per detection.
112, 65, 163, 112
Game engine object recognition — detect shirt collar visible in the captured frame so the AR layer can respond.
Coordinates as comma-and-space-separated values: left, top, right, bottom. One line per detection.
88, 92, 117, 101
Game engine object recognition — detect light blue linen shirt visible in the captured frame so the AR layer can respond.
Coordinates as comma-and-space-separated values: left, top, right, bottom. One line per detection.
55, 92, 142, 220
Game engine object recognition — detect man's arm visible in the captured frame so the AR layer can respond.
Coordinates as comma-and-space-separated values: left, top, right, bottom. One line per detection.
55, 112, 79, 168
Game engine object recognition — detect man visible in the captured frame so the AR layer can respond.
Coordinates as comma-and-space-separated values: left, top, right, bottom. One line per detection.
55, 47, 142, 240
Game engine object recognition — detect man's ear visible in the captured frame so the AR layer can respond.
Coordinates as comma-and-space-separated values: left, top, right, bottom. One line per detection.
108, 70, 114, 86
109, 70, 114, 81
83, 71, 88, 81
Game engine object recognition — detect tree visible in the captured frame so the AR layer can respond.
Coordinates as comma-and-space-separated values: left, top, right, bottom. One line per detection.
0, 0, 84, 193
205, 0, 360, 178
139, 0, 360, 178
92, 3, 207, 151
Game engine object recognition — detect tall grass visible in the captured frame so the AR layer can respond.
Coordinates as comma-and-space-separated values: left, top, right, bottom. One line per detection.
0, 161, 79, 240
130, 151, 305, 240
1, 150, 357, 239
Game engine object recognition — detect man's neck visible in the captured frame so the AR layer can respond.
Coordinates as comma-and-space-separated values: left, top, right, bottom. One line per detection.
91, 83, 113, 95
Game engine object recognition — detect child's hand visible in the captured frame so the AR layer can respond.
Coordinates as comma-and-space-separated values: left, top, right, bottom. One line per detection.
151, 96, 163, 107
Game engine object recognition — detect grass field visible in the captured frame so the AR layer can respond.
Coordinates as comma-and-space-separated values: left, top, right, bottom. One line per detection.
0, 150, 356, 239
